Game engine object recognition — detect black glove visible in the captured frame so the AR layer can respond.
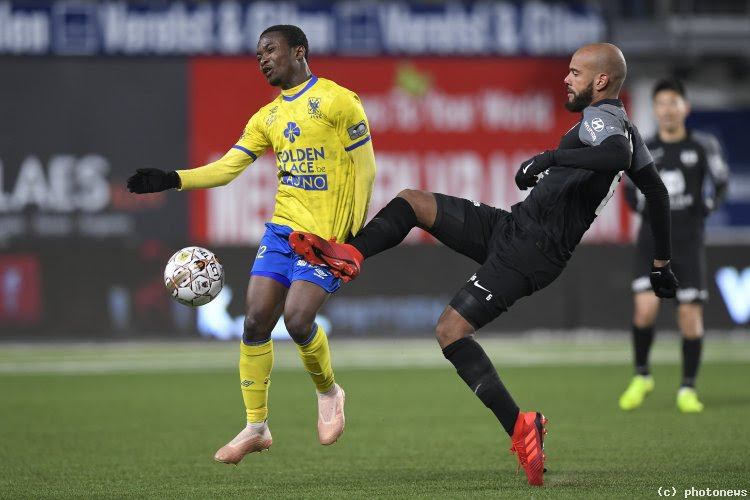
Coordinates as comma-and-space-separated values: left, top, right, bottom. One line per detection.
515, 150, 554, 190
650, 261, 679, 298
126, 168, 180, 194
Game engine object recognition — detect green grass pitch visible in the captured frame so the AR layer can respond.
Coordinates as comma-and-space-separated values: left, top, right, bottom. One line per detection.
0, 337, 748, 499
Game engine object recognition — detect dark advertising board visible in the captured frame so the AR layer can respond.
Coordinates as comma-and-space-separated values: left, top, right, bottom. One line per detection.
0, 58, 188, 247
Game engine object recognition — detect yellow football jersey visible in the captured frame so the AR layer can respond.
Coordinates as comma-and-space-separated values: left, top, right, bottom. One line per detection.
177, 75, 375, 242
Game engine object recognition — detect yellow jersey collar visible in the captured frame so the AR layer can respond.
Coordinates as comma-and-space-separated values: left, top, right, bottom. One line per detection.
281, 75, 318, 102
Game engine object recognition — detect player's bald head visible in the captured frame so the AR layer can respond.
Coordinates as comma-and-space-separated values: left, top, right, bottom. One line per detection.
573, 43, 627, 95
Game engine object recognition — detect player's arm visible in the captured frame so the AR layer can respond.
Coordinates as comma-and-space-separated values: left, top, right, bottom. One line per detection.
629, 163, 670, 261
516, 136, 631, 189
623, 176, 644, 213
175, 148, 255, 190
127, 112, 269, 194
694, 131, 729, 214
515, 108, 632, 189
347, 139, 376, 235
549, 135, 631, 172
333, 91, 376, 236
628, 161, 679, 297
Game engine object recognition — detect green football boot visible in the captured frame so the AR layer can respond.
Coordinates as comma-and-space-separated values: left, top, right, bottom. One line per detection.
618, 375, 655, 411
677, 387, 704, 413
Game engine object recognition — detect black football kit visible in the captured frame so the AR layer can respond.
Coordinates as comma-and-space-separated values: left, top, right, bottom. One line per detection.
427, 99, 671, 329
627, 130, 728, 303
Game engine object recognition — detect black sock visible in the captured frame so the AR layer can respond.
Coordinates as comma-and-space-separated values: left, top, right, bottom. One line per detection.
442, 337, 519, 436
632, 324, 655, 376
681, 337, 703, 388
348, 197, 417, 259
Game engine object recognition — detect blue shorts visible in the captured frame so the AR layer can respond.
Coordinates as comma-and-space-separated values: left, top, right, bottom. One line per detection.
250, 223, 342, 294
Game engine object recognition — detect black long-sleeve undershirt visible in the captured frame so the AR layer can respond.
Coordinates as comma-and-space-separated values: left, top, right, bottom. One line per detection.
628, 163, 672, 260
552, 135, 632, 173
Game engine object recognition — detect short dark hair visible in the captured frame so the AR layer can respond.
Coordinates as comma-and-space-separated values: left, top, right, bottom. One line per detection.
652, 77, 686, 99
260, 24, 309, 61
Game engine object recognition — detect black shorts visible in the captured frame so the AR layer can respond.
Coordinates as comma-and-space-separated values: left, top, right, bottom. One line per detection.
429, 194, 566, 330
632, 227, 707, 304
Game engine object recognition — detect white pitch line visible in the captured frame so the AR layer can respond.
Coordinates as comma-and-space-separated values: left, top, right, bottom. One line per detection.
0, 337, 748, 375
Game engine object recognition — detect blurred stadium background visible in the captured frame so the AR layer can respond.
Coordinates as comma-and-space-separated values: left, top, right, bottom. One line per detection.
1, 1, 749, 497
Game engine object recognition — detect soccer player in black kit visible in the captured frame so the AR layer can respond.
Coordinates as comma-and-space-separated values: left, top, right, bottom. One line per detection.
619, 78, 729, 414
290, 43, 678, 486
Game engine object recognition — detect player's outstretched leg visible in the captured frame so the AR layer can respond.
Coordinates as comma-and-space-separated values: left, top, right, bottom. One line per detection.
290, 194, 423, 280
510, 411, 548, 487
214, 421, 273, 464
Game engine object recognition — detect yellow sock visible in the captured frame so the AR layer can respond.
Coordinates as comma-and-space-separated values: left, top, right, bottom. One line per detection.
296, 324, 335, 393
239, 339, 273, 423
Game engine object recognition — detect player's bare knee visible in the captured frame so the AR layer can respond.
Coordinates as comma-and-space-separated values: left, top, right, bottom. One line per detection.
434, 307, 474, 348
283, 313, 316, 344
678, 304, 704, 339
633, 294, 659, 328
243, 314, 274, 344
633, 311, 655, 329
434, 321, 464, 347
397, 189, 436, 228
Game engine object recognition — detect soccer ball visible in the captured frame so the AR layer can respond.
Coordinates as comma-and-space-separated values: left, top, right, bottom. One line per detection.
164, 246, 224, 307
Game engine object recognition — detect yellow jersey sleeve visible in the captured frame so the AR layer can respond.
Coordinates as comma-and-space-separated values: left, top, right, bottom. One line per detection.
176, 110, 269, 190
347, 138, 376, 235
331, 91, 372, 153
235, 109, 272, 160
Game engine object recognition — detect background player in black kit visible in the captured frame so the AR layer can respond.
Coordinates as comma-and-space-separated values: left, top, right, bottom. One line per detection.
290, 43, 679, 487
619, 78, 729, 414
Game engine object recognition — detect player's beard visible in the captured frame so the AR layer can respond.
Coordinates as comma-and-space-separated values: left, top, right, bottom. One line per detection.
565, 82, 594, 112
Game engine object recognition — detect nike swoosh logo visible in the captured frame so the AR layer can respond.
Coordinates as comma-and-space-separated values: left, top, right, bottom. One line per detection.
523, 160, 534, 174
474, 383, 482, 394
473, 280, 491, 293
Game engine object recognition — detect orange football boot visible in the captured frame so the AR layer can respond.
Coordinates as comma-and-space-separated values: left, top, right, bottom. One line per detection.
289, 231, 362, 282
509, 411, 548, 486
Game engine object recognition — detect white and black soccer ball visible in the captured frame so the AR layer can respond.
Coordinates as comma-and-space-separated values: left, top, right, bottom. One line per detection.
164, 246, 224, 307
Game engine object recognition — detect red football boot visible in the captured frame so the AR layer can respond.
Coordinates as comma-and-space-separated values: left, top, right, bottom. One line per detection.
289, 231, 362, 282
509, 411, 548, 486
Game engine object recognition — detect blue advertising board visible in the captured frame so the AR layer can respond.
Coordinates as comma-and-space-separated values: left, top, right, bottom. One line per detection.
0, 1, 606, 56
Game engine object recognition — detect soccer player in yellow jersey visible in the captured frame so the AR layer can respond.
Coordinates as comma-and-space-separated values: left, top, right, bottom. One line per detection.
126, 25, 376, 464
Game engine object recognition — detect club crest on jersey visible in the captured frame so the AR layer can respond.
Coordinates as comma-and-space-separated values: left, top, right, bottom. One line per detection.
308, 97, 322, 118
284, 122, 301, 143
680, 149, 699, 167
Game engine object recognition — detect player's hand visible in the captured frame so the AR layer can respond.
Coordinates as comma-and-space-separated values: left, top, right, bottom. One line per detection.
700, 198, 715, 217
515, 151, 554, 190
126, 168, 180, 194
650, 261, 679, 298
